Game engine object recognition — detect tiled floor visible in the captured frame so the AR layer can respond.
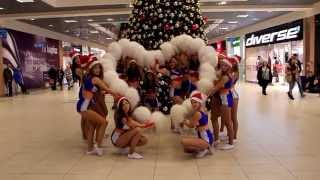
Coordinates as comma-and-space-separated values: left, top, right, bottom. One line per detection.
0, 83, 320, 180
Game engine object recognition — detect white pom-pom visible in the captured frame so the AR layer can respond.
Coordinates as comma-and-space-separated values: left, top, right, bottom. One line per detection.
199, 63, 216, 81
101, 58, 116, 72
133, 106, 152, 123
144, 50, 156, 67
160, 42, 177, 61
118, 39, 130, 48
182, 98, 194, 118
154, 50, 165, 65
200, 52, 218, 67
170, 104, 187, 127
191, 38, 206, 54
124, 87, 140, 108
178, 34, 193, 53
198, 46, 215, 62
107, 42, 122, 61
104, 71, 119, 85
110, 78, 129, 95
150, 111, 166, 123
197, 78, 214, 95
118, 39, 131, 58
128, 42, 146, 67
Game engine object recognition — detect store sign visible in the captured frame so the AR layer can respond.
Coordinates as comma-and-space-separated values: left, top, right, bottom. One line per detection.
245, 20, 303, 48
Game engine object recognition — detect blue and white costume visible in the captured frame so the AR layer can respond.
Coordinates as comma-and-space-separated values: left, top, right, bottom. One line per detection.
219, 75, 234, 107
197, 111, 214, 145
76, 76, 98, 112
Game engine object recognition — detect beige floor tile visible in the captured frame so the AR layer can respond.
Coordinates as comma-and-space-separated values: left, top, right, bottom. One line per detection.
0, 83, 319, 180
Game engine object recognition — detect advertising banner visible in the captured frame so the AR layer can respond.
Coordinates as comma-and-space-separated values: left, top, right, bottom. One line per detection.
245, 20, 303, 48
1, 29, 60, 89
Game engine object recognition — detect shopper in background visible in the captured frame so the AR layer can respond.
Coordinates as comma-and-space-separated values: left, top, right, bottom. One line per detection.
65, 65, 73, 90
292, 54, 305, 98
12, 67, 28, 94
57, 67, 64, 90
48, 66, 57, 91
3, 64, 13, 97
257, 61, 272, 96
286, 56, 304, 100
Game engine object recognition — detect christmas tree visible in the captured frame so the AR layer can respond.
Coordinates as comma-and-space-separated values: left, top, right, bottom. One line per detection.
127, 0, 207, 50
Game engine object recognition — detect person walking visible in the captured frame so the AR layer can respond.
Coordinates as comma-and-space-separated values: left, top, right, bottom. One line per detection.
65, 65, 73, 90
57, 67, 64, 90
48, 66, 57, 91
257, 61, 272, 95
3, 64, 13, 97
286, 56, 304, 100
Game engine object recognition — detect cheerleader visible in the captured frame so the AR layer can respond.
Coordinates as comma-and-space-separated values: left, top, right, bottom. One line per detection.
181, 91, 214, 158
141, 70, 158, 111
76, 56, 116, 156
127, 60, 142, 89
230, 56, 241, 140
111, 97, 151, 159
209, 58, 235, 150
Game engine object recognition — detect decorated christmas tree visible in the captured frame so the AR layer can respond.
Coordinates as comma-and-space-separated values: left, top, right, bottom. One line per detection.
127, 0, 207, 50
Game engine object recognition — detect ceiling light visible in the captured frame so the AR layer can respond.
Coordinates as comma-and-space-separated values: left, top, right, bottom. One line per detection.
253, 18, 260, 21
220, 27, 229, 30
64, 20, 78, 23
87, 19, 94, 22
228, 21, 238, 24
107, 18, 114, 22
48, 24, 53, 27
237, 14, 249, 18
217, 1, 227, 5
106, 37, 112, 40
30, 18, 36, 21
16, 0, 34, 2
0, 7, 4, 10
90, 30, 99, 34
65, 30, 70, 33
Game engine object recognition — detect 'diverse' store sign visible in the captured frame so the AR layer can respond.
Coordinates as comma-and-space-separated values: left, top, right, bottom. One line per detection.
245, 20, 303, 48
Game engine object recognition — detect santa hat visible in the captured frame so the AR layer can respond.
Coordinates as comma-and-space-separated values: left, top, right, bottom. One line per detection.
70, 51, 80, 60
189, 70, 199, 79
233, 55, 242, 64
190, 91, 205, 104
117, 96, 129, 108
80, 55, 100, 70
220, 58, 233, 68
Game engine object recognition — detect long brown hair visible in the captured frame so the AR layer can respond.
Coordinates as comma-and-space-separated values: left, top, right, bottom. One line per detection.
88, 63, 104, 79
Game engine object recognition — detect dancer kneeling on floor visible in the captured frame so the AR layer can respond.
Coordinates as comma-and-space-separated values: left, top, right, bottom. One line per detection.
111, 97, 153, 159
77, 57, 117, 156
181, 91, 214, 158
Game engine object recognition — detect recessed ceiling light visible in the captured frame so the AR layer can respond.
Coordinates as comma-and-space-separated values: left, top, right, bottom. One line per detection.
48, 24, 53, 27
217, 1, 227, 5
220, 27, 229, 30
106, 37, 112, 40
228, 21, 238, 24
0, 7, 4, 10
16, 0, 34, 2
87, 19, 94, 22
90, 30, 99, 34
64, 20, 78, 23
253, 18, 260, 21
30, 18, 36, 21
65, 30, 70, 33
107, 18, 114, 22
237, 14, 249, 18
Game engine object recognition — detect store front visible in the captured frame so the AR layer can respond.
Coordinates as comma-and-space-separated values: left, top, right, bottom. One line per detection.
245, 20, 304, 84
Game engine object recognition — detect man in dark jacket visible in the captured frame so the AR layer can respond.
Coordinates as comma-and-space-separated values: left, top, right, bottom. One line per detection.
257, 61, 273, 95
3, 64, 13, 96
48, 66, 57, 90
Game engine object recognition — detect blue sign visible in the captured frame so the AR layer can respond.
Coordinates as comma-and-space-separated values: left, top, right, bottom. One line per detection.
0, 29, 8, 39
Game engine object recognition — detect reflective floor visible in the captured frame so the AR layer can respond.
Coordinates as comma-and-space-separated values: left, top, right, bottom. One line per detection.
0, 83, 320, 180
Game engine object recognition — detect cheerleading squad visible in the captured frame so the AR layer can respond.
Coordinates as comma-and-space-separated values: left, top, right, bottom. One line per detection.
72, 35, 241, 159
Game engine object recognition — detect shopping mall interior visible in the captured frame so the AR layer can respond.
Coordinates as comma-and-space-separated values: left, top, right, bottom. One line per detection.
0, 0, 320, 180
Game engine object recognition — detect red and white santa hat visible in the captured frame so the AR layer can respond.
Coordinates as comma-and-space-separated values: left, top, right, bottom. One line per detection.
190, 91, 206, 104
117, 96, 129, 108
80, 54, 99, 70
70, 51, 80, 60
233, 55, 242, 64
220, 57, 233, 68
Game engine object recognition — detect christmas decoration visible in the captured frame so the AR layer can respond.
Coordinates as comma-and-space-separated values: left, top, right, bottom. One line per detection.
127, 0, 207, 50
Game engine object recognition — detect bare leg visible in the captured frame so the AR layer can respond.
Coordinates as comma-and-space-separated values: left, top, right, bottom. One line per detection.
81, 117, 87, 140
221, 106, 233, 145
115, 128, 141, 148
81, 110, 108, 148
129, 131, 142, 154
181, 137, 209, 153
86, 121, 95, 151
210, 97, 221, 141
231, 99, 239, 140
137, 135, 148, 146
